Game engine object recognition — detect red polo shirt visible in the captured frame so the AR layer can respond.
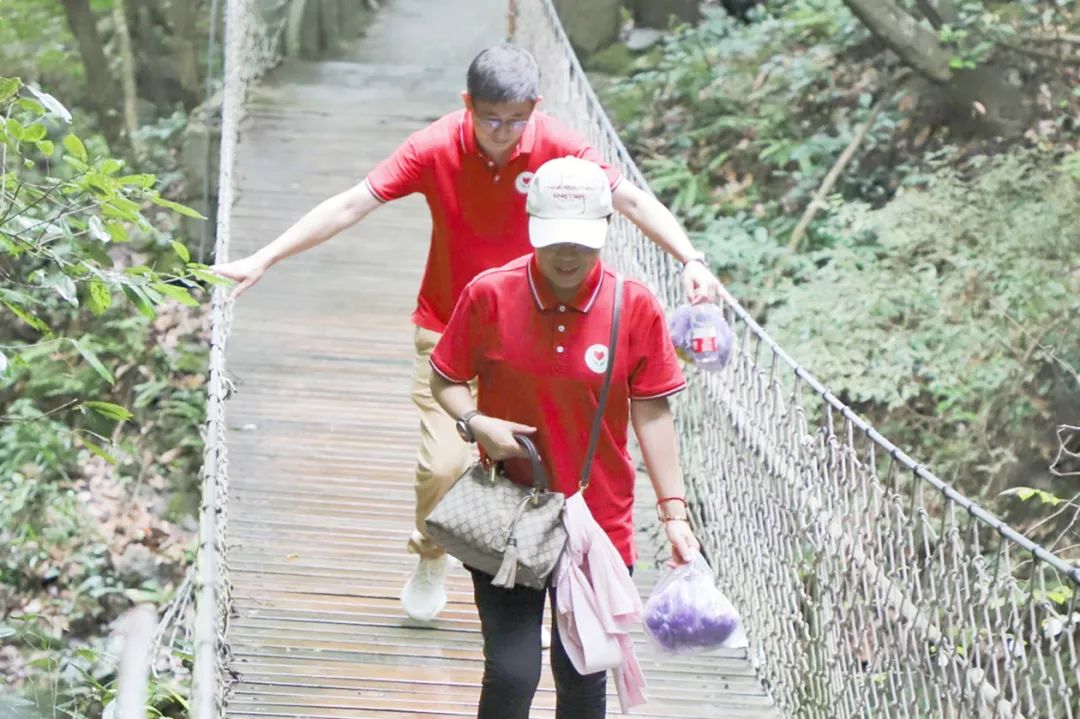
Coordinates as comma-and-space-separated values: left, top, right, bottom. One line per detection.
364, 109, 622, 333
430, 255, 686, 565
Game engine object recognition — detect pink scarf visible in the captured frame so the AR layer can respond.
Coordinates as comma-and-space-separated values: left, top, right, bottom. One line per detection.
553, 493, 647, 713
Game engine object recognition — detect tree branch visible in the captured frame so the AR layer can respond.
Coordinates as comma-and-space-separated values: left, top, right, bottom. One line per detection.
788, 75, 905, 252
112, 0, 143, 158
1, 100, 13, 203
1020, 32, 1080, 46
842, 0, 953, 83
59, 0, 124, 149
1051, 425, 1080, 478
998, 39, 1080, 65
0, 398, 80, 423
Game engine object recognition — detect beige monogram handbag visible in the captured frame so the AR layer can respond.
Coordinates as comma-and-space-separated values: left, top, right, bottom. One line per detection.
426, 436, 565, 589
425, 275, 624, 590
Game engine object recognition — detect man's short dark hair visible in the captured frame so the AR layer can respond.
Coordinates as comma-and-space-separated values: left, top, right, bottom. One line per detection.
466, 44, 541, 103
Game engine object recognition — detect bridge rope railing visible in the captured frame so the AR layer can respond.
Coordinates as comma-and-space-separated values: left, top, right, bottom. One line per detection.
192, 1, 289, 717
512, 1, 1079, 717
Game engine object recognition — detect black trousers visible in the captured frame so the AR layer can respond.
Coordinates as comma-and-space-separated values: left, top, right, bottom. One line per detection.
470, 568, 608, 719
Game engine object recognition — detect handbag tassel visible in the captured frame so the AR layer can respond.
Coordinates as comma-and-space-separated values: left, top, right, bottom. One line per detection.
492, 538, 519, 587
492, 494, 534, 588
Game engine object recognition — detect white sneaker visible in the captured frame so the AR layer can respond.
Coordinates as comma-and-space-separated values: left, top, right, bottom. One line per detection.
401, 555, 449, 621
541, 624, 551, 650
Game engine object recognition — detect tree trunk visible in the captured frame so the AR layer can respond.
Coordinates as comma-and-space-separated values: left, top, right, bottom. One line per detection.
166, 0, 202, 108
112, 0, 143, 158
841, 0, 953, 84
845, 0, 1032, 137
631, 0, 701, 28
59, 0, 123, 148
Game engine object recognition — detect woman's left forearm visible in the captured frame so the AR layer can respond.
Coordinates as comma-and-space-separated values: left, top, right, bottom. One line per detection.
633, 396, 699, 562
631, 397, 686, 507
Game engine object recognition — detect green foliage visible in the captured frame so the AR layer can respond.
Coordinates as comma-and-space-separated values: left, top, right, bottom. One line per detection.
934, 0, 1071, 71
708, 150, 1080, 526
1, 76, 210, 406
1, 76, 206, 716
759, 152, 1080, 519
1000, 486, 1065, 507
597, 0, 1080, 542
601, 1, 902, 237
0, 2, 81, 96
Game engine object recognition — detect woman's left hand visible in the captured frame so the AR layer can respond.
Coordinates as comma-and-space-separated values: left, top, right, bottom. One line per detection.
664, 519, 700, 565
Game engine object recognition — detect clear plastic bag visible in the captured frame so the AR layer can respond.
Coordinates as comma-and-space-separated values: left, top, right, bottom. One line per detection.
642, 552, 748, 655
667, 303, 734, 372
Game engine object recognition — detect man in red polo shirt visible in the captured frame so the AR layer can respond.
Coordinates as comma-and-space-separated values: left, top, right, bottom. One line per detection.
212, 44, 720, 622
428, 155, 699, 718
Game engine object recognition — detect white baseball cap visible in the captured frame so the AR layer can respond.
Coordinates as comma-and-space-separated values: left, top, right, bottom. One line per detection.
526, 156, 613, 250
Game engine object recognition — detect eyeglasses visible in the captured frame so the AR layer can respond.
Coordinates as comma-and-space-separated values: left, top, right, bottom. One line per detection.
479, 118, 529, 131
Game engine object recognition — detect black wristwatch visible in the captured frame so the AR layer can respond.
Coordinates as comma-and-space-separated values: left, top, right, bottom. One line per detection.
455, 409, 482, 443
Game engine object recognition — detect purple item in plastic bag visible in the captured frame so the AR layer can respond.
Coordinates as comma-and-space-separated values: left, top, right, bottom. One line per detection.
668, 303, 733, 372
643, 553, 747, 655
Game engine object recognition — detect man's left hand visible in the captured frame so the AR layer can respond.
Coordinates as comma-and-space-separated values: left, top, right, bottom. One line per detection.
682, 261, 734, 306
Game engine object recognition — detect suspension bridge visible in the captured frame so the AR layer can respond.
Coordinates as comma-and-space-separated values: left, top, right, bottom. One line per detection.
193, 1, 1080, 717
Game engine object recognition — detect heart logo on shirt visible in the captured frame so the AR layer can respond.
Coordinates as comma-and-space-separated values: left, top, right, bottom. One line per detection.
514, 171, 535, 194
585, 344, 609, 374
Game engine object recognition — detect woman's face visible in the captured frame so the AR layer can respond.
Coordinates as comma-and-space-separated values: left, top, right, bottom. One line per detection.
534, 243, 602, 294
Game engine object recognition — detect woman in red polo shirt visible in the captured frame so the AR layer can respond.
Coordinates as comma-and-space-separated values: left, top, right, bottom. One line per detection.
429, 156, 701, 719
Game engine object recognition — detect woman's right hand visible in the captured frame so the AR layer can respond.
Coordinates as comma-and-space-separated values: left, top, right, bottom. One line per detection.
469, 415, 536, 461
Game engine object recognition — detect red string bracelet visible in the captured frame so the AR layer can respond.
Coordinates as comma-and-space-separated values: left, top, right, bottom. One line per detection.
655, 496, 689, 522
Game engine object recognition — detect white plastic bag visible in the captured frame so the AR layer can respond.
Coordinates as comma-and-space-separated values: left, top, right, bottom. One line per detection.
642, 552, 748, 655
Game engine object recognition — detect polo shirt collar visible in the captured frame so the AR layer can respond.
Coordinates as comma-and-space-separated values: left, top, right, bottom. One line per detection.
527, 256, 605, 313
458, 109, 538, 161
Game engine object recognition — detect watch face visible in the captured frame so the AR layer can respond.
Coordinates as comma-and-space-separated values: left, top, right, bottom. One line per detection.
456, 419, 470, 442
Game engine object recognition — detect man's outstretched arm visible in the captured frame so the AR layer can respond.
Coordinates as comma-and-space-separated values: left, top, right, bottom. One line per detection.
612, 181, 733, 306
211, 180, 382, 297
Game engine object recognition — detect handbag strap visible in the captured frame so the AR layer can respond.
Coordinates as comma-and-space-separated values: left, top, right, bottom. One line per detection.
513, 435, 551, 492
579, 273, 623, 491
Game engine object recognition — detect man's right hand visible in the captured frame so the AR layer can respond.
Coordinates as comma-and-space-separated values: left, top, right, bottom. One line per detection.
470, 415, 536, 461
210, 254, 270, 298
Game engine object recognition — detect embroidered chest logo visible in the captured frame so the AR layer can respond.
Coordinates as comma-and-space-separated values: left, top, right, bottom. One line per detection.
514, 171, 535, 194
584, 344, 609, 374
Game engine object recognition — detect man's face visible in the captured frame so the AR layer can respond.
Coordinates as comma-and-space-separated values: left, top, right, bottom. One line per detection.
465, 95, 536, 155
534, 243, 602, 293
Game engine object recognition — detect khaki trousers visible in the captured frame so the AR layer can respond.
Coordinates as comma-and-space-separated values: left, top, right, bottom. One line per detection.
407, 326, 476, 559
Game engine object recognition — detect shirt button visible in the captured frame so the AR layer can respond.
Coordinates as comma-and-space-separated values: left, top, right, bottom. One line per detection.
558, 305, 566, 312
556, 346, 565, 353
494, 175, 500, 182
557, 325, 565, 332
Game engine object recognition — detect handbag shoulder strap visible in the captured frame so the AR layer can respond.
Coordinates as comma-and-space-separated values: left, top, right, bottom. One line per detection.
579, 273, 623, 491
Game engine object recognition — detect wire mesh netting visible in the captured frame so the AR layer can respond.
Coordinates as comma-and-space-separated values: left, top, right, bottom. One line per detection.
512, 1, 1080, 717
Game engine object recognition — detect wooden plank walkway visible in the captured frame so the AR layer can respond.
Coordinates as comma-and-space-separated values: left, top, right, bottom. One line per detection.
221, 1, 781, 716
